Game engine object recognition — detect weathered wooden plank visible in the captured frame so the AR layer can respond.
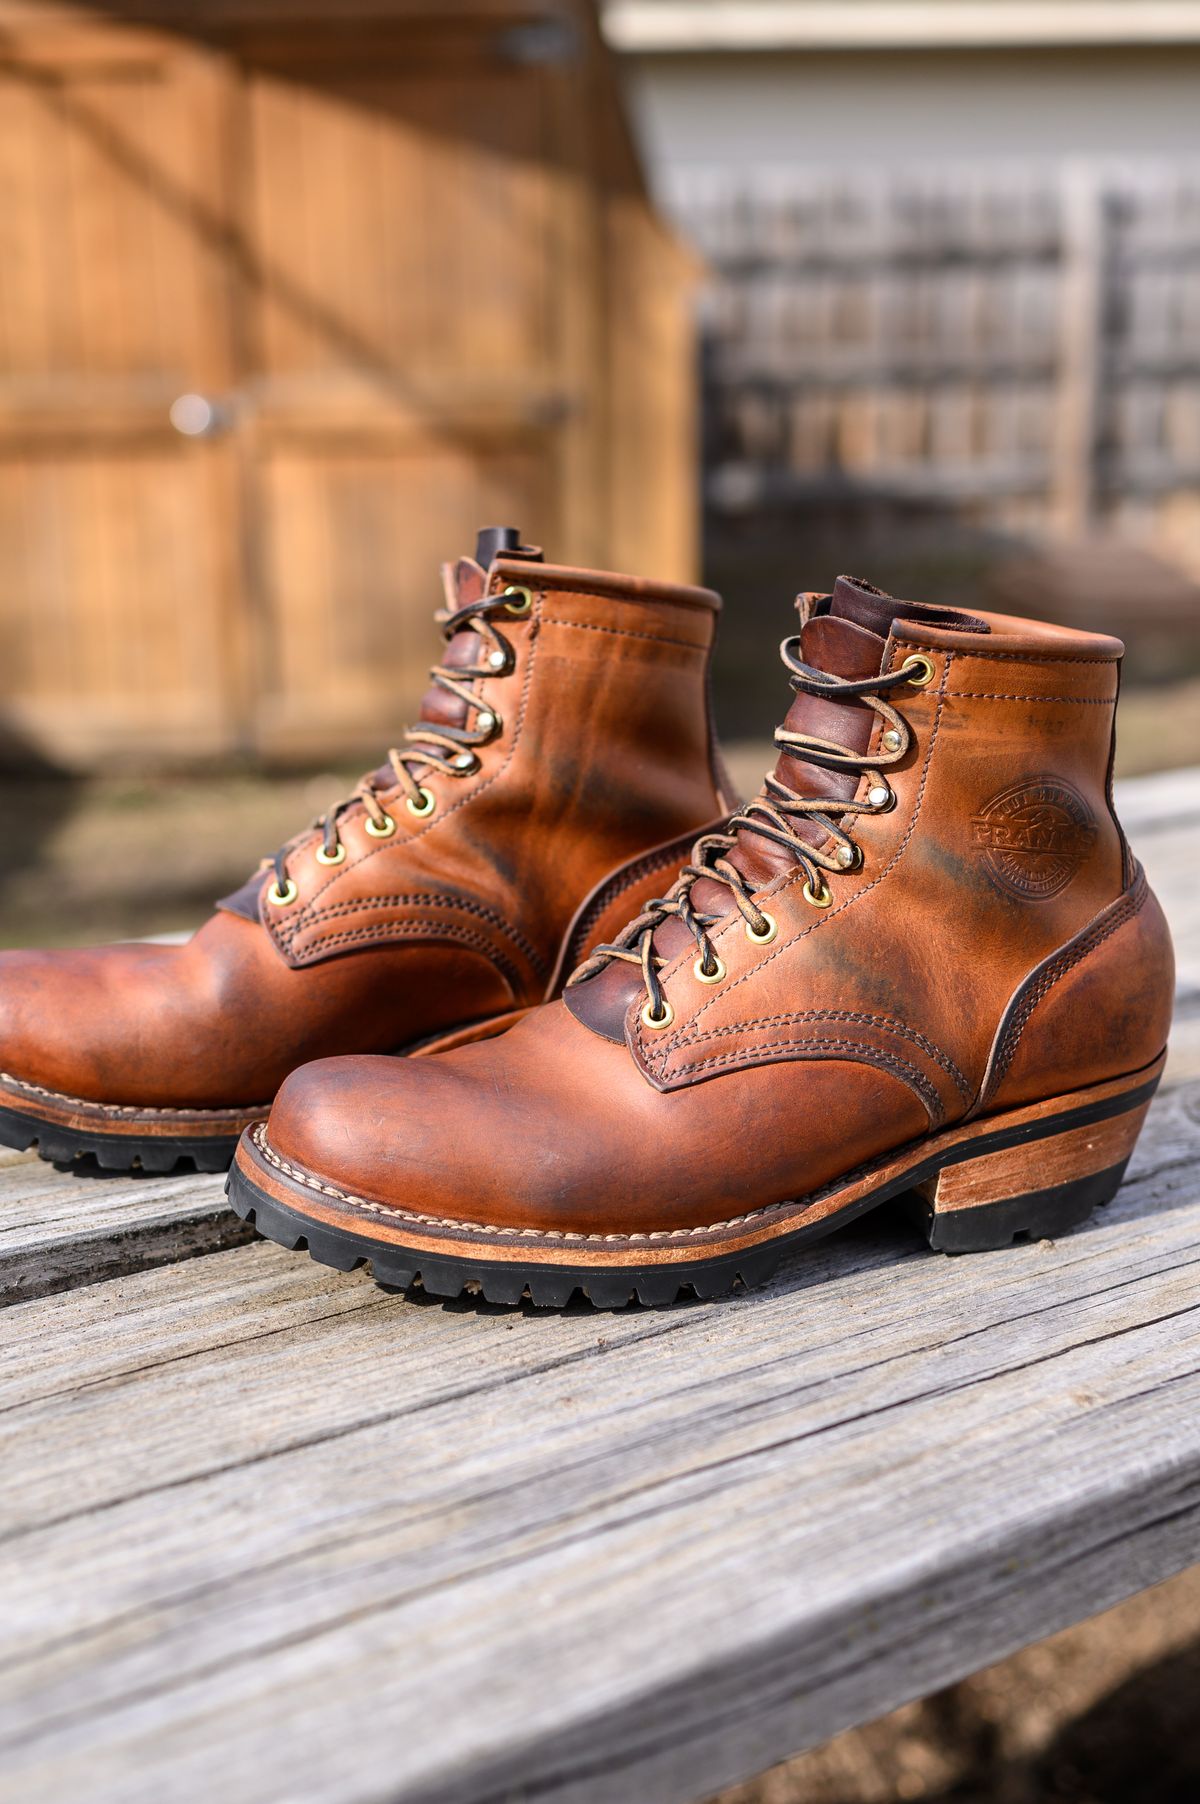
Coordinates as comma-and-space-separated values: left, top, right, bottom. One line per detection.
0, 1151, 248, 1305
0, 1075, 1197, 1804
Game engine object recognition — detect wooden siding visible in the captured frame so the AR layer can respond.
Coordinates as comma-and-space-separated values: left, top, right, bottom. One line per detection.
685, 166, 1200, 565
0, 2, 697, 767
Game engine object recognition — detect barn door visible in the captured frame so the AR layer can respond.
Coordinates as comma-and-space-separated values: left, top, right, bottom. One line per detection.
0, 18, 250, 765
235, 26, 574, 758
0, 8, 592, 766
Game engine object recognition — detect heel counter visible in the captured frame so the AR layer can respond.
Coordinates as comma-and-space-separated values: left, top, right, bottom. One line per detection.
979, 867, 1175, 1115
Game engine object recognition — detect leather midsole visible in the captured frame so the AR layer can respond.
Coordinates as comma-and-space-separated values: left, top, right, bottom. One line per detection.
233, 1050, 1166, 1270
0, 1071, 265, 1141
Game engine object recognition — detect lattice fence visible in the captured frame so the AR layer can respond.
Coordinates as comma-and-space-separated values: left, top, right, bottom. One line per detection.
673, 166, 1200, 563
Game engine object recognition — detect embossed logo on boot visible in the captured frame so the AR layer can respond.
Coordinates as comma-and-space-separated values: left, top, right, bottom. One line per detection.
971, 779, 1096, 900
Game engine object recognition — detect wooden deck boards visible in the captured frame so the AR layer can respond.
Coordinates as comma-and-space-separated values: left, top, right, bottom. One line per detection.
1, 768, 1198, 1803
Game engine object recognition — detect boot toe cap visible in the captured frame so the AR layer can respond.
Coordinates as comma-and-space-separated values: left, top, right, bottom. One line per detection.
264, 1054, 483, 1217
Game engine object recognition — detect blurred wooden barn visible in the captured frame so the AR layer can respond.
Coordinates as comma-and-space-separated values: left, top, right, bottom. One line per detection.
0, 0, 698, 767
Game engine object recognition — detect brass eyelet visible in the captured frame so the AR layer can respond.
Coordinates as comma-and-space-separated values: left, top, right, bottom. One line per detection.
899, 652, 936, 688
267, 878, 298, 906
803, 877, 833, 910
745, 910, 778, 946
640, 997, 675, 1031
867, 781, 894, 811
693, 952, 726, 985
881, 727, 903, 753
314, 842, 345, 867
364, 812, 397, 838
406, 788, 436, 819
501, 584, 533, 617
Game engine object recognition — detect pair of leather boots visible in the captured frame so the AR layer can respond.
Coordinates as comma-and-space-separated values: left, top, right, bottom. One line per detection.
0, 530, 1174, 1306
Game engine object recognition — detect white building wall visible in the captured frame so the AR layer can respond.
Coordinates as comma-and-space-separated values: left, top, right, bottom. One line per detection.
620, 49, 1200, 197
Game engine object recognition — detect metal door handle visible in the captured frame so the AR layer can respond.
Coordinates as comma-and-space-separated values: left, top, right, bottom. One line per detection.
169, 393, 228, 438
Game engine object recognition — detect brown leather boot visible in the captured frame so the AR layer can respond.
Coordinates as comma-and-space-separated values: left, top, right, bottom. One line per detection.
229, 576, 1175, 1304
0, 530, 732, 1171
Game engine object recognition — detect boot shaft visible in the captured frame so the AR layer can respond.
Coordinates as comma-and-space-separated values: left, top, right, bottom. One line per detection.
578, 579, 1172, 1124
258, 548, 731, 986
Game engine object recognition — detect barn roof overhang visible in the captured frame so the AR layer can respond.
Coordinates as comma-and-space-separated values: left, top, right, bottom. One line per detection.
602, 2, 1200, 53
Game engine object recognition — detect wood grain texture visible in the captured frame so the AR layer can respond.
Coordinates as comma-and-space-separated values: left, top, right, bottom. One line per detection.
1, 1075, 1198, 1804
0, 1151, 247, 1305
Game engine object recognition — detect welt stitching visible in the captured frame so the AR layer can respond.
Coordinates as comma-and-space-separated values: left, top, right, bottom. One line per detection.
942, 691, 1115, 704
270, 598, 543, 955
253, 1123, 808, 1243
666, 1009, 972, 1099
0, 1071, 270, 1118
539, 617, 707, 652
292, 921, 523, 999
939, 651, 1117, 665
988, 874, 1148, 1092
287, 892, 545, 977
662, 1037, 944, 1121
253, 1119, 925, 1242
641, 648, 952, 1065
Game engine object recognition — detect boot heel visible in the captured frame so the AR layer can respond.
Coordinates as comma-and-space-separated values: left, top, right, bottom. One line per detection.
912, 1095, 1153, 1254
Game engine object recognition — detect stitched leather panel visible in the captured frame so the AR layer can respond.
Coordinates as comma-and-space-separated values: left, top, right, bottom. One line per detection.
628, 637, 1126, 1112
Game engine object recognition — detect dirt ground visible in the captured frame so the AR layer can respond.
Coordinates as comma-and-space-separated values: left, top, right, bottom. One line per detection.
713, 1564, 1200, 1804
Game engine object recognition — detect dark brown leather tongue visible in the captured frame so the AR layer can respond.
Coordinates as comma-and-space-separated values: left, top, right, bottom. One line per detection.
653, 605, 889, 942
370, 556, 490, 780
565, 578, 894, 1041
400, 532, 544, 767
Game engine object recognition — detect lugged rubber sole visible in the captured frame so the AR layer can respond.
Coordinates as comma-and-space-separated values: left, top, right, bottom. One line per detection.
0, 1082, 258, 1174
225, 1051, 1165, 1309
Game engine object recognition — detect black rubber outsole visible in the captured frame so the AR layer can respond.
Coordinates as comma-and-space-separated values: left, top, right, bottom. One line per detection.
0, 1101, 240, 1174
226, 1070, 1157, 1308
226, 1170, 822, 1307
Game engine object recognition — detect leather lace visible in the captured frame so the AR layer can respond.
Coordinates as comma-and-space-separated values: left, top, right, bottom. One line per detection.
271, 591, 520, 892
568, 635, 925, 1020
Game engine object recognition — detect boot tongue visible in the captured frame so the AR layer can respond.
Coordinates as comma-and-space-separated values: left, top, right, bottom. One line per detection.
564, 576, 899, 1041
382, 527, 543, 771
737, 587, 891, 881
825, 572, 904, 635
676, 573, 981, 905
409, 555, 490, 734
565, 573, 996, 1042
635, 582, 887, 951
